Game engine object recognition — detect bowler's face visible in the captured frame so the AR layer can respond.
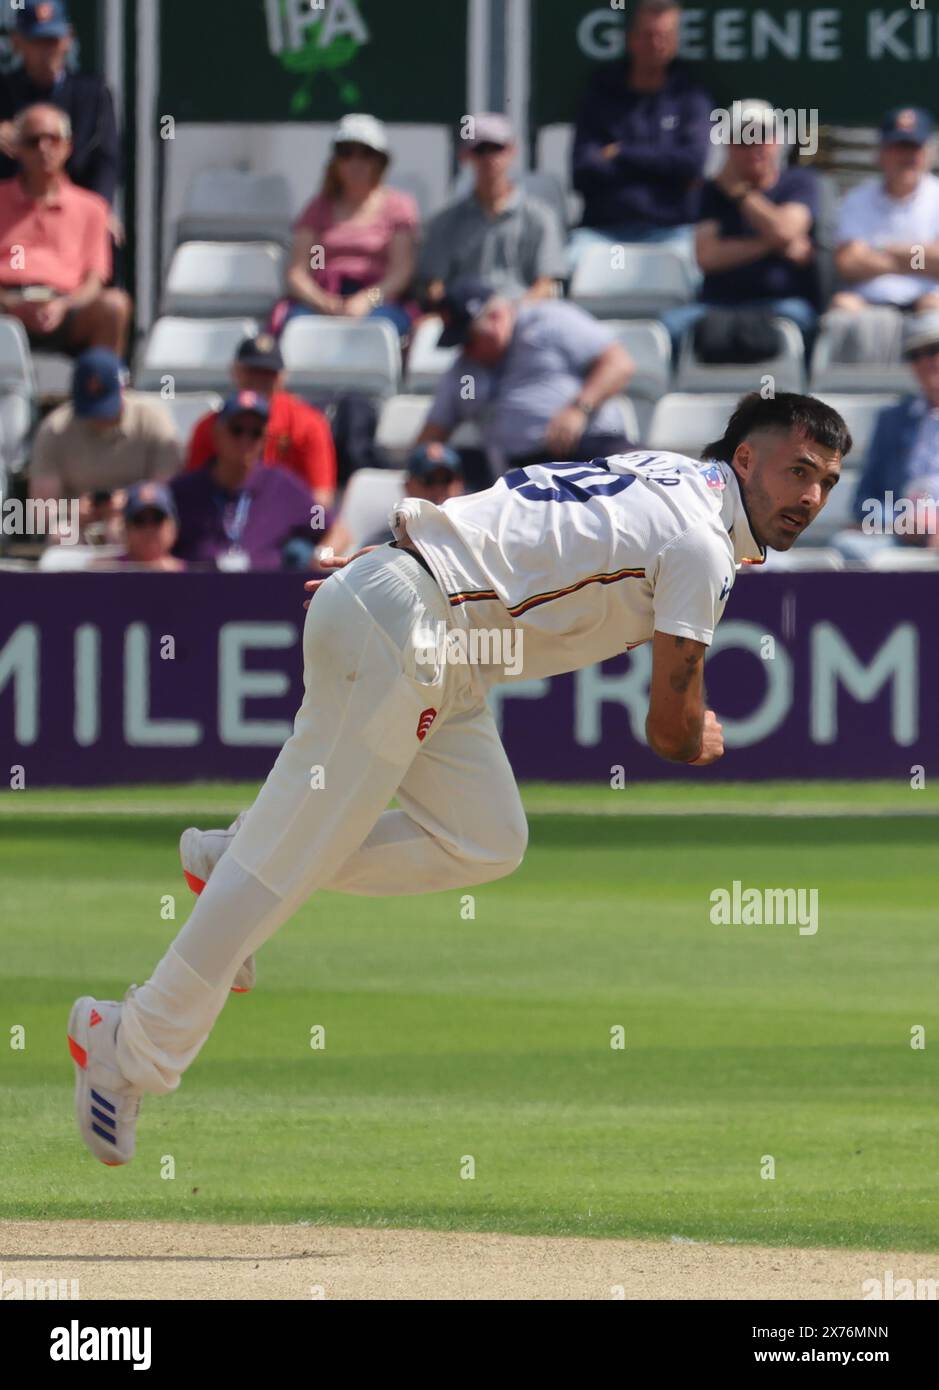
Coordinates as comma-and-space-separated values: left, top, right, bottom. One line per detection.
734, 427, 842, 551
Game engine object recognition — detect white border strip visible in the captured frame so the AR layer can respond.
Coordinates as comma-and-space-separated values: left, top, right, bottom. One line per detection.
135, 0, 160, 338
467, 0, 490, 121
103, 0, 124, 224
506, 0, 530, 169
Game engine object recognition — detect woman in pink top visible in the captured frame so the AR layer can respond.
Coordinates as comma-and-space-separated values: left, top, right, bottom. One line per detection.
277, 113, 420, 340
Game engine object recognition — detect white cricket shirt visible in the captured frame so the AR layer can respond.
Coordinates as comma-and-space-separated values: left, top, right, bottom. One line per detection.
835, 174, 939, 304
391, 451, 765, 685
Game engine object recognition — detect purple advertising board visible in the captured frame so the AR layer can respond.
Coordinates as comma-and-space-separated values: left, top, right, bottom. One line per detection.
0, 571, 934, 786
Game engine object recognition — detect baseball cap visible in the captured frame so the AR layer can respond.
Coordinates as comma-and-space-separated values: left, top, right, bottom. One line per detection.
72, 349, 127, 420
437, 277, 497, 348
333, 113, 389, 156
880, 108, 934, 146
407, 442, 463, 479
16, 0, 70, 38
235, 332, 284, 373
124, 481, 177, 524
218, 389, 270, 423
903, 311, 939, 357
463, 112, 514, 151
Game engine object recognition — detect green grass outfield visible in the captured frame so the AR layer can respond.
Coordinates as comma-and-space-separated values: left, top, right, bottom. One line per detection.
1, 780, 937, 1248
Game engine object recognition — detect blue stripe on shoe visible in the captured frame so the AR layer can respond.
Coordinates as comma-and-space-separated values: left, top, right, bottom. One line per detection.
91, 1105, 116, 1128
91, 1122, 117, 1145
91, 1089, 116, 1113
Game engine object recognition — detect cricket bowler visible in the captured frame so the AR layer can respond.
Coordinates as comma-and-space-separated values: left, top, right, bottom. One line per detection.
67, 391, 850, 1163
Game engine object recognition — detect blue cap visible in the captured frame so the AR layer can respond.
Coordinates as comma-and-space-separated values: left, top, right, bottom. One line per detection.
437, 277, 497, 348
72, 348, 126, 420
16, 1, 71, 39
124, 481, 178, 524
407, 442, 462, 478
218, 389, 270, 423
880, 107, 934, 146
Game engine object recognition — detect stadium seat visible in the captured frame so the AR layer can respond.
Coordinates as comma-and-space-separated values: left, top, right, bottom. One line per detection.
676, 317, 805, 394
162, 242, 285, 318
376, 394, 433, 459
176, 170, 294, 245
134, 390, 224, 446
521, 170, 570, 237
38, 544, 121, 572
135, 317, 259, 393
535, 123, 583, 227
865, 547, 939, 571
0, 316, 35, 474
570, 243, 695, 319
404, 316, 459, 392
812, 393, 900, 463
810, 308, 910, 392
611, 396, 641, 445
31, 353, 73, 402
281, 317, 401, 401
335, 467, 406, 551
647, 392, 740, 459
760, 547, 846, 571
605, 319, 672, 403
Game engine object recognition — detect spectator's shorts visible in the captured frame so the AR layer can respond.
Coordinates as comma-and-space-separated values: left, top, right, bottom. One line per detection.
6, 286, 79, 354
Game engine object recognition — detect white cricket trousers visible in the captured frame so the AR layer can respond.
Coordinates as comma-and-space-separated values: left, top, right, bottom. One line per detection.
118, 546, 528, 1094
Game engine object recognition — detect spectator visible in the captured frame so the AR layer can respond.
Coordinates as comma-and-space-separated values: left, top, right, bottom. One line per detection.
0, 0, 120, 206
171, 391, 323, 572
185, 333, 336, 506
570, 0, 712, 268
276, 113, 419, 339
419, 113, 565, 305
833, 109, 939, 315
417, 278, 634, 475
325, 442, 465, 556
0, 103, 129, 353
94, 482, 186, 572
29, 348, 180, 541
660, 99, 819, 358
835, 312, 939, 560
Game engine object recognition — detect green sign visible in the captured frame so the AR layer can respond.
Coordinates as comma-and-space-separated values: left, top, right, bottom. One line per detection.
160, 0, 468, 122
531, 1, 939, 129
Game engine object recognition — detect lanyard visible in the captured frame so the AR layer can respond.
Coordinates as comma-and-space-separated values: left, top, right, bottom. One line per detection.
219, 490, 252, 546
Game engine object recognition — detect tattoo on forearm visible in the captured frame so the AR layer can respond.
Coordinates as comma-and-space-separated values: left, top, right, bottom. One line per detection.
669, 637, 702, 695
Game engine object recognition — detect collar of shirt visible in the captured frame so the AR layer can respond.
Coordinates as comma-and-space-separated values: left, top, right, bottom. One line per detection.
715, 461, 766, 566
14, 174, 69, 209
472, 186, 522, 220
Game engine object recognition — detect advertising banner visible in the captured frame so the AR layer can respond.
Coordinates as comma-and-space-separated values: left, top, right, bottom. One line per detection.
0, 571, 933, 787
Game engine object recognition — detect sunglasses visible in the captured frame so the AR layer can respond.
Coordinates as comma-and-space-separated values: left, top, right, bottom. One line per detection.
910, 344, 939, 362
470, 142, 508, 157
22, 131, 65, 149
416, 470, 458, 486
128, 510, 169, 528
227, 422, 265, 440
335, 142, 380, 160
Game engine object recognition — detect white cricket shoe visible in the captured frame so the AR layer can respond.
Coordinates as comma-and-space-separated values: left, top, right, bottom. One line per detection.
67, 993, 142, 1166
179, 812, 256, 993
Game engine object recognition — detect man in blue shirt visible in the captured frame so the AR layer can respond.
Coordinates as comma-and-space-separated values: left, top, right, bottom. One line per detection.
0, 0, 119, 206
570, 0, 712, 268
660, 98, 820, 358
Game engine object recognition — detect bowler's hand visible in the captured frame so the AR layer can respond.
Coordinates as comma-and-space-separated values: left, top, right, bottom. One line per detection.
687, 710, 724, 766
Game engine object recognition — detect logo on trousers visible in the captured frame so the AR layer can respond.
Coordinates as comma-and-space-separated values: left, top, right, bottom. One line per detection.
416, 708, 438, 742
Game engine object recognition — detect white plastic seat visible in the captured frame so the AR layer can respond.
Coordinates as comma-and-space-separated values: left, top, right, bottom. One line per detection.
177, 171, 293, 245
570, 243, 695, 319
335, 467, 406, 551
605, 319, 672, 403
163, 242, 285, 317
647, 392, 741, 458
135, 317, 259, 393
810, 308, 910, 393
812, 393, 900, 464
281, 317, 401, 401
521, 170, 570, 237
133, 390, 224, 445
676, 317, 806, 393
536, 123, 583, 227
405, 316, 459, 393
376, 394, 433, 458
